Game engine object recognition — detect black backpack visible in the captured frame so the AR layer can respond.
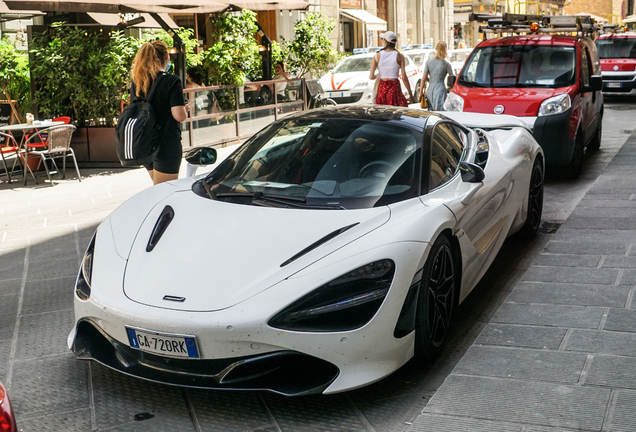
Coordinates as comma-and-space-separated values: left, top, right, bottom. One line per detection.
116, 73, 164, 167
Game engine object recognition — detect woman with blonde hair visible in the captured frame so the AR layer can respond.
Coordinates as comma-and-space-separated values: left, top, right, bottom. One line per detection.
130, 40, 188, 185
418, 41, 453, 110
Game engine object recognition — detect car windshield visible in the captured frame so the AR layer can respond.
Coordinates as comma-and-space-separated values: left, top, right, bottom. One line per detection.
333, 57, 373, 73
458, 45, 576, 88
595, 37, 636, 59
449, 50, 470, 63
407, 52, 428, 66
200, 118, 422, 209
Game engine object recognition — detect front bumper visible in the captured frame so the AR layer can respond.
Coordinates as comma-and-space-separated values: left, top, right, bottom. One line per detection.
601, 72, 636, 95
71, 319, 339, 396
532, 109, 575, 167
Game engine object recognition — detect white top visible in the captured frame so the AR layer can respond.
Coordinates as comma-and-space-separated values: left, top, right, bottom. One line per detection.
377, 51, 400, 79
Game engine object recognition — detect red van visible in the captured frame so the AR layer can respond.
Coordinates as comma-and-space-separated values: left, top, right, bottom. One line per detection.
595, 32, 636, 95
445, 16, 603, 177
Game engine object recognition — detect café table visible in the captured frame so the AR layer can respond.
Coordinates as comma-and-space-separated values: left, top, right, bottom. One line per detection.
0, 120, 65, 184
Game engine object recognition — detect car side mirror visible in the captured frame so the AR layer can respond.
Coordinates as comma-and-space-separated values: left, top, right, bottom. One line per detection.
459, 161, 485, 183
185, 147, 217, 166
447, 74, 457, 89
588, 75, 603, 92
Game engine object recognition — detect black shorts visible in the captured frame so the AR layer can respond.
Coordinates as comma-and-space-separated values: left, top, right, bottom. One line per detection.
144, 137, 182, 174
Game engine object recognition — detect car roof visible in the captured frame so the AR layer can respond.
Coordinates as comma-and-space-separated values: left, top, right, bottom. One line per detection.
478, 35, 579, 47
597, 33, 636, 39
280, 106, 436, 131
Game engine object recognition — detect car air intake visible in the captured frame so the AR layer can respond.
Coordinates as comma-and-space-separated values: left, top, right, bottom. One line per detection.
280, 223, 359, 267
146, 206, 174, 252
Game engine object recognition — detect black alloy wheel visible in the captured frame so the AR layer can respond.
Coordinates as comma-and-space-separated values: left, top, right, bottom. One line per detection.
564, 130, 584, 179
415, 235, 456, 360
518, 157, 544, 237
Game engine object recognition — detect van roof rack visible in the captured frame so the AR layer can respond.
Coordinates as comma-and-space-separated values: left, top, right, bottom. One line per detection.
470, 13, 598, 38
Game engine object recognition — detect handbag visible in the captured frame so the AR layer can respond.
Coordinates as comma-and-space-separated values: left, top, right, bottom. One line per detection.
420, 89, 428, 109
371, 78, 380, 103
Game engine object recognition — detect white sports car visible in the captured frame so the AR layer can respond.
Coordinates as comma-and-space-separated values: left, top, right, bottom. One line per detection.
69, 106, 544, 396
319, 53, 420, 105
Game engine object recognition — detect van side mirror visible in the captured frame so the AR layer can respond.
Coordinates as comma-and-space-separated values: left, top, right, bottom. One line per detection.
447, 74, 457, 89
185, 147, 217, 166
459, 161, 485, 183
586, 75, 603, 92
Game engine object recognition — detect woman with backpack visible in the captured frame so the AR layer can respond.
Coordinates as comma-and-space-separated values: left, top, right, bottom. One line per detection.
130, 41, 188, 185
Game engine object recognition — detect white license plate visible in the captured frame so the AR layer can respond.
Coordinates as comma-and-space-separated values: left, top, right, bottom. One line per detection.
126, 327, 199, 358
607, 82, 623, 88
328, 91, 348, 98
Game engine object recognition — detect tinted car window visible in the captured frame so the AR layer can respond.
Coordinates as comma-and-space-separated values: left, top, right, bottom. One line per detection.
581, 47, 590, 87
430, 123, 465, 190
200, 119, 422, 209
458, 45, 576, 88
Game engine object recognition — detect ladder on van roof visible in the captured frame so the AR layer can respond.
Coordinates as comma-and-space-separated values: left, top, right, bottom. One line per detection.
469, 13, 599, 39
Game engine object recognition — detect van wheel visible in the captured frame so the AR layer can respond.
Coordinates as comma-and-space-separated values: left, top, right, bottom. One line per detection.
564, 131, 584, 179
587, 116, 602, 152
414, 80, 421, 99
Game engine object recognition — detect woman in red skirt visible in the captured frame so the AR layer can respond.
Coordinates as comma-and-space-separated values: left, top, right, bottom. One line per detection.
369, 31, 415, 107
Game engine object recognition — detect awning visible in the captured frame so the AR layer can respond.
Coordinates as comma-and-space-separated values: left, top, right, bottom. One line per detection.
87, 12, 177, 28
624, 14, 636, 23
341, 8, 386, 31
0, 0, 44, 14
4, 0, 309, 13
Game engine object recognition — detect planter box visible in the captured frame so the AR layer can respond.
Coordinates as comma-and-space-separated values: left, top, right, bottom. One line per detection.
71, 127, 120, 167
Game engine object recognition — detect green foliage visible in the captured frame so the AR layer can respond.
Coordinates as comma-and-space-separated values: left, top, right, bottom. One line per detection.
0, 36, 31, 119
203, 11, 262, 85
140, 27, 203, 70
282, 13, 338, 77
30, 23, 139, 125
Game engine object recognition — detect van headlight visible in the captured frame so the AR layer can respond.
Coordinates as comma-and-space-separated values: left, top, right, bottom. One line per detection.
75, 234, 95, 301
538, 94, 571, 117
444, 92, 464, 111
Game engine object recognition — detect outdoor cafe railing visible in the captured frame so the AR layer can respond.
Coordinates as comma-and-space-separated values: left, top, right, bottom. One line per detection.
181, 78, 308, 150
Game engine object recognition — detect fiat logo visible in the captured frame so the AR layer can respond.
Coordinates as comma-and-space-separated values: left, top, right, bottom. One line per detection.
614, 65, 619, 71
494, 105, 505, 114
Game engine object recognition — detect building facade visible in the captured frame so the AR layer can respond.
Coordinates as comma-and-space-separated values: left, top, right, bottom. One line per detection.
564, 0, 635, 24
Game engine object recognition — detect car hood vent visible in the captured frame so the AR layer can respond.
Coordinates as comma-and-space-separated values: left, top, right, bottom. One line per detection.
146, 205, 174, 252
280, 223, 359, 267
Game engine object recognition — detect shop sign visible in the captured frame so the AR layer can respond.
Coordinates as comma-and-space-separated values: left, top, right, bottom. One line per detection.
341, 0, 361, 8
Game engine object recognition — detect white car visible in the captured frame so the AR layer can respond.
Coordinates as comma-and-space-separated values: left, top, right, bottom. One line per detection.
69, 106, 544, 395
448, 48, 473, 76
403, 48, 436, 95
319, 53, 420, 105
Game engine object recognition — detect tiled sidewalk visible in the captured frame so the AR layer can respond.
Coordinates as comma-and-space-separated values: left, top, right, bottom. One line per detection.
410, 132, 636, 431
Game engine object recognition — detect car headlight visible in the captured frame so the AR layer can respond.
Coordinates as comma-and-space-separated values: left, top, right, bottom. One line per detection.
443, 92, 464, 112
353, 81, 370, 89
75, 234, 95, 301
538, 94, 571, 117
268, 260, 395, 332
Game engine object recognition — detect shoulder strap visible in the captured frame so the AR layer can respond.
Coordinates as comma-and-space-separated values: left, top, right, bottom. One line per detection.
145, 72, 166, 103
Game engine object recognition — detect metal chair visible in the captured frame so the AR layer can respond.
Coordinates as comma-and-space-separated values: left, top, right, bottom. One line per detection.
0, 132, 23, 183
22, 125, 80, 185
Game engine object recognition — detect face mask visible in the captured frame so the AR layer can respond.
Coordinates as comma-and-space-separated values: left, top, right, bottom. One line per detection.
165, 61, 171, 72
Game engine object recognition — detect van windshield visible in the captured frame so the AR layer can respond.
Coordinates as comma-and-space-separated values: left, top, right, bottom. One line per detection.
458, 45, 577, 88
333, 57, 373, 73
595, 38, 636, 59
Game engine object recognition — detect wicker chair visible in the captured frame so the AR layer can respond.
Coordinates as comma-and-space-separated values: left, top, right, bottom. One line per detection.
22, 125, 80, 185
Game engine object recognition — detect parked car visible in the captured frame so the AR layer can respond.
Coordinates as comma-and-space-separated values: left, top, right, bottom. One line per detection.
319, 52, 420, 105
0, 381, 17, 432
447, 48, 473, 75
445, 15, 603, 178
595, 31, 636, 95
403, 48, 436, 95
69, 106, 544, 395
